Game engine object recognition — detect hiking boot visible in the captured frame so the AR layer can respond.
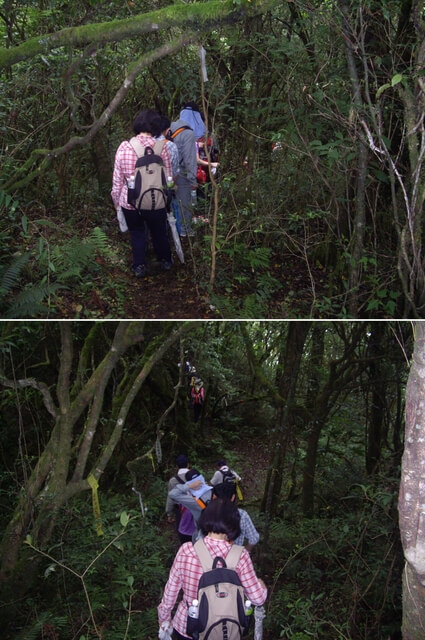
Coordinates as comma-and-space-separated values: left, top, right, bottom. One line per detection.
161, 259, 172, 271
180, 229, 195, 237
132, 264, 147, 278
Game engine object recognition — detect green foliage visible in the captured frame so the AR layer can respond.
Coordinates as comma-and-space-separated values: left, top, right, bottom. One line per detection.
0, 217, 120, 317
13, 612, 69, 640
265, 453, 402, 640
12, 490, 173, 640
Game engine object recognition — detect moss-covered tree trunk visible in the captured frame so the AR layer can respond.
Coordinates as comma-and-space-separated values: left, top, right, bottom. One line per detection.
0, 320, 190, 587
399, 321, 425, 638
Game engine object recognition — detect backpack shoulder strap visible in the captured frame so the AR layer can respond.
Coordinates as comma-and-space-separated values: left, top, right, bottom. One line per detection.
170, 125, 191, 140
194, 538, 214, 572
225, 544, 244, 569
153, 139, 166, 155
129, 136, 146, 157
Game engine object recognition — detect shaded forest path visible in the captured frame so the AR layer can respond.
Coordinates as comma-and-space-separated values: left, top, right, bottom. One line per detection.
109, 234, 216, 320
113, 222, 216, 319
56, 211, 329, 319
67, 222, 328, 320
59, 223, 217, 318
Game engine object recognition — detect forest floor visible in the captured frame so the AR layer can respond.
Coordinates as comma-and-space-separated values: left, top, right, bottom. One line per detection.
56, 221, 328, 319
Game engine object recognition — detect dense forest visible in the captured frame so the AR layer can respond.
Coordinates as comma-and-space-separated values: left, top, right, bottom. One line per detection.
1, 1, 425, 319
1, 320, 424, 639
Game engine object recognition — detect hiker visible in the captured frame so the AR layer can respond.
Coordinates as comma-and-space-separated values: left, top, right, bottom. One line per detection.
168, 115, 198, 237
165, 455, 195, 544
195, 137, 218, 222
213, 483, 259, 552
190, 377, 205, 423
167, 468, 213, 526
111, 108, 173, 278
152, 114, 180, 180
196, 136, 219, 180
176, 505, 196, 544
210, 459, 242, 487
158, 498, 267, 640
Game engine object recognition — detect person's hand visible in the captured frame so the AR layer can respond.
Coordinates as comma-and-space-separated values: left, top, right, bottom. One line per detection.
189, 479, 202, 490
258, 578, 266, 589
159, 620, 173, 640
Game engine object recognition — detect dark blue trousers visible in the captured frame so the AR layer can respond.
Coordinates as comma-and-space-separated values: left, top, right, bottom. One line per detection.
123, 207, 171, 268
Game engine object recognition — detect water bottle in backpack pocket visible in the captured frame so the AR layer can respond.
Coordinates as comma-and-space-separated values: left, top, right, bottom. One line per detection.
187, 599, 199, 638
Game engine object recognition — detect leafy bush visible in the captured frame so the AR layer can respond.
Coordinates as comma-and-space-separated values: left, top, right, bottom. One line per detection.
8, 488, 173, 640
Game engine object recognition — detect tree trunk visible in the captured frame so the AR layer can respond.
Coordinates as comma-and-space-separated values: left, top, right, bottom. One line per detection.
365, 322, 386, 474
302, 324, 368, 517
399, 321, 425, 638
260, 322, 311, 519
0, 321, 190, 584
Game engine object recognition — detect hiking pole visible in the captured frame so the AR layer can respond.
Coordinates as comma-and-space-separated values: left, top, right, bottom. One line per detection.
254, 605, 266, 640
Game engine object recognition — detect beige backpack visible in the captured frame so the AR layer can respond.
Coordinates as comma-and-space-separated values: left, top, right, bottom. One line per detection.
187, 539, 250, 640
127, 138, 168, 211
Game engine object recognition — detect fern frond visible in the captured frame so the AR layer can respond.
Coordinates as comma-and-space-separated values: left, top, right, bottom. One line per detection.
5, 283, 62, 318
14, 612, 69, 640
0, 253, 30, 294
88, 226, 109, 251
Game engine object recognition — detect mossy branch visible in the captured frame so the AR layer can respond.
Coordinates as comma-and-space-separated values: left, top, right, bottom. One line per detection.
0, 0, 275, 69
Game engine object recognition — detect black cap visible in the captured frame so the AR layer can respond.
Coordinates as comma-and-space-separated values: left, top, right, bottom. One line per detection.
176, 454, 188, 468
186, 468, 200, 481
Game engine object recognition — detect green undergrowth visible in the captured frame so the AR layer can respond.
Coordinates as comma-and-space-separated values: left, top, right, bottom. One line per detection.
264, 485, 402, 639
0, 193, 128, 318
1, 455, 402, 640
4, 479, 173, 640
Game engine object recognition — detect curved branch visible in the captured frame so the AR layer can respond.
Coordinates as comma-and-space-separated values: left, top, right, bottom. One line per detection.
0, 0, 274, 69
0, 374, 58, 419
92, 322, 193, 480
2, 34, 196, 191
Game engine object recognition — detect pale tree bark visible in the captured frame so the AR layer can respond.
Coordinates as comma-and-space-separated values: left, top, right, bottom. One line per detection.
399, 321, 425, 639
0, 320, 191, 584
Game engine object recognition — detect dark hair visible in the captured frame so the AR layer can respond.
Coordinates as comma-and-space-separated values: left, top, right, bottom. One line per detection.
159, 115, 171, 131
199, 498, 241, 541
176, 454, 188, 469
133, 108, 158, 135
213, 483, 236, 501
150, 113, 171, 137
186, 468, 200, 481
216, 460, 226, 467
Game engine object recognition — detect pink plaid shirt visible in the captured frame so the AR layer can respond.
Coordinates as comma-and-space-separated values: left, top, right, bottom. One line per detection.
158, 537, 267, 638
111, 134, 172, 210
